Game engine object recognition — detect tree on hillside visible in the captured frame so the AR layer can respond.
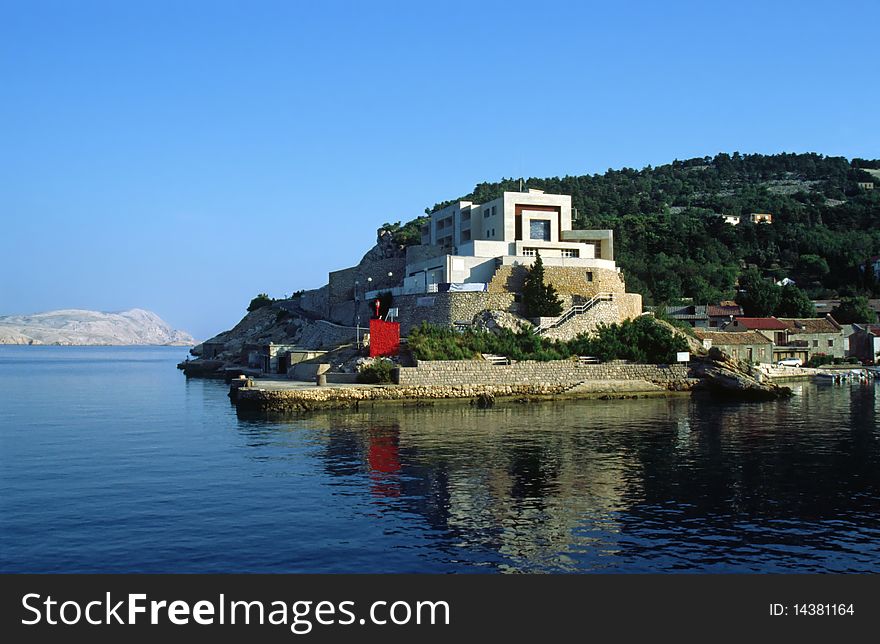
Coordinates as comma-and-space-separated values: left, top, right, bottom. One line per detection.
736, 269, 781, 317
795, 254, 830, 284
776, 284, 816, 317
247, 293, 274, 312
831, 297, 878, 324
522, 251, 563, 318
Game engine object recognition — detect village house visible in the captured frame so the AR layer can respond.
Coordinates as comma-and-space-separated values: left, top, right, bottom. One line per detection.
723, 315, 846, 362
707, 302, 743, 328
693, 329, 773, 364
749, 212, 773, 224
242, 343, 326, 375
647, 304, 709, 328
778, 317, 846, 361
722, 214, 741, 226
847, 324, 880, 364
857, 181, 874, 191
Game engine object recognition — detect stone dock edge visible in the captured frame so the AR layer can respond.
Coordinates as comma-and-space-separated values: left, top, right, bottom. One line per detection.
231, 379, 697, 413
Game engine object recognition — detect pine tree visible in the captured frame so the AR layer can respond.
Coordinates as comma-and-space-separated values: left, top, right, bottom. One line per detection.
522, 251, 563, 317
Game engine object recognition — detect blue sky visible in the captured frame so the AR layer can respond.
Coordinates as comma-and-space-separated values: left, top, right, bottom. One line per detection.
2, 0, 878, 340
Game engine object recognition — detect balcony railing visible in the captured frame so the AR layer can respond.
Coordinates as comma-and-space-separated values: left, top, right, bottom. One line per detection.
776, 339, 809, 348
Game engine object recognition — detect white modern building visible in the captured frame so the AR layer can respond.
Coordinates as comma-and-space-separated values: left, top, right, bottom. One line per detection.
397, 189, 617, 295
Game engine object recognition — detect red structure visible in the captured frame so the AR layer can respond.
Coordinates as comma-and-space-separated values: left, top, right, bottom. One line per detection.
369, 319, 400, 357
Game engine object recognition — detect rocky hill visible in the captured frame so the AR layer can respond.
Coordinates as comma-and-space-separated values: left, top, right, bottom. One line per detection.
0, 308, 195, 346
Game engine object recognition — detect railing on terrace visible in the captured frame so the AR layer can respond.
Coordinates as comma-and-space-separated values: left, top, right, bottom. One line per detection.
534, 293, 615, 334
776, 340, 810, 348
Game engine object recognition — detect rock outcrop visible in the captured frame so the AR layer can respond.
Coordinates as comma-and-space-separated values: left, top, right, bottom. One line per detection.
471, 309, 533, 334
186, 299, 357, 372
690, 354, 792, 399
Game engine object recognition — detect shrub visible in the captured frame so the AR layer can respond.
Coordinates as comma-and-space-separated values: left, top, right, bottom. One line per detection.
357, 359, 395, 384
806, 354, 831, 368
567, 316, 688, 363
247, 293, 274, 312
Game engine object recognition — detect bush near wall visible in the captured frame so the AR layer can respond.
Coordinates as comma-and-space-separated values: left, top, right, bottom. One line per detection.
407, 316, 688, 364
356, 359, 396, 384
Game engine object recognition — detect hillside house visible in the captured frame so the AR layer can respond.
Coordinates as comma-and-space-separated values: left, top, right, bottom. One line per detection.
813, 298, 880, 318
749, 212, 773, 224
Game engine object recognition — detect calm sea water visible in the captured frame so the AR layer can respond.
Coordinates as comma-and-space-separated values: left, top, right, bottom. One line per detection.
1, 346, 879, 573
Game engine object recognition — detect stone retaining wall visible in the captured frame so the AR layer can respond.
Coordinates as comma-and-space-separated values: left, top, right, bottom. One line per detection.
394, 292, 522, 334
396, 359, 689, 388
487, 264, 627, 296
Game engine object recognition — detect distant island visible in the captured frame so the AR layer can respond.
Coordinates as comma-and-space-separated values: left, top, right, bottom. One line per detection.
0, 309, 195, 346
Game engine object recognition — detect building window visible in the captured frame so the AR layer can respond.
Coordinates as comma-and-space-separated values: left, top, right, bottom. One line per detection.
530, 219, 551, 241
491, 206, 496, 216
586, 271, 593, 282
561, 248, 579, 258
484, 210, 490, 218
523, 248, 537, 257
813, 339, 819, 347
828, 339, 834, 347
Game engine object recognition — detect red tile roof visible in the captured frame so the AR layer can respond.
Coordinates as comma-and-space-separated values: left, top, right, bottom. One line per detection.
732, 317, 786, 330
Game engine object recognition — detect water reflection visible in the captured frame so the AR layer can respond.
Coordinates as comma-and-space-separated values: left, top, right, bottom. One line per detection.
240, 384, 880, 572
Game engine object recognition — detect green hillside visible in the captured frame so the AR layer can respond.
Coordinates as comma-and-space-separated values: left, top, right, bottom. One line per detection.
388, 153, 880, 305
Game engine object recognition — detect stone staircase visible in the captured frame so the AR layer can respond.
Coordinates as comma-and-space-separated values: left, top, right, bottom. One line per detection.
534, 293, 616, 334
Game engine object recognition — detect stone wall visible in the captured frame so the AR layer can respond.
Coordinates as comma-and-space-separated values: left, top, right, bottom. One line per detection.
396, 359, 688, 388
487, 265, 627, 297
328, 257, 405, 305
393, 292, 523, 334
544, 265, 628, 296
